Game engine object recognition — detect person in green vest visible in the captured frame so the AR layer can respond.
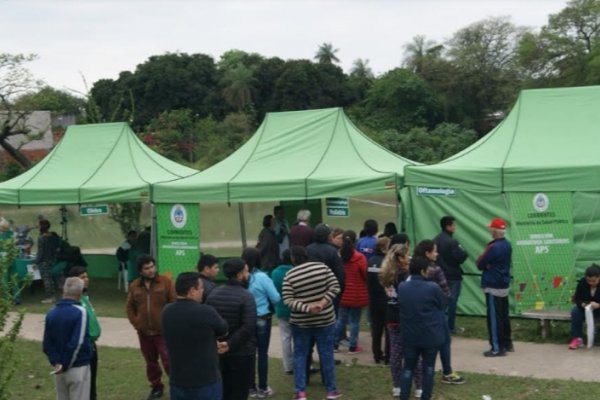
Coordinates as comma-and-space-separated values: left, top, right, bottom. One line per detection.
67, 266, 101, 400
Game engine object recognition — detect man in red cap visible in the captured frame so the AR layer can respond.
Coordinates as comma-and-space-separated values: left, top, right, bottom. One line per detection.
476, 217, 513, 357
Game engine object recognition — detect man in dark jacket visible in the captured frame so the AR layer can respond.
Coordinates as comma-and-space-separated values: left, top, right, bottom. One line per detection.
476, 217, 513, 357
434, 216, 468, 334
162, 272, 228, 400
126, 255, 176, 399
43, 277, 92, 400
205, 258, 256, 400
307, 224, 345, 292
197, 254, 219, 302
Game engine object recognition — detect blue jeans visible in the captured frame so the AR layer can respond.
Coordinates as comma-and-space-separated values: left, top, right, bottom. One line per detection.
438, 331, 452, 375
336, 307, 362, 349
447, 280, 462, 332
170, 381, 222, 400
571, 306, 600, 338
252, 318, 272, 390
400, 346, 437, 400
292, 324, 337, 393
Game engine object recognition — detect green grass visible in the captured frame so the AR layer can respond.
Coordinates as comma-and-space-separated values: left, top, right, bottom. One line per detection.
7, 339, 597, 400
455, 315, 572, 344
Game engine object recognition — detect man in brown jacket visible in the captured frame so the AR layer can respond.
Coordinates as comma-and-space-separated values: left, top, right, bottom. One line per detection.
126, 254, 176, 400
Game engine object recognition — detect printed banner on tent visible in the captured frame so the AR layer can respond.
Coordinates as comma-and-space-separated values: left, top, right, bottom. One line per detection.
156, 203, 200, 279
510, 192, 575, 312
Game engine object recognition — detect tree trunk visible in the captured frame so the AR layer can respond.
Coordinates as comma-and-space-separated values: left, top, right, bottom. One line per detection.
0, 139, 31, 169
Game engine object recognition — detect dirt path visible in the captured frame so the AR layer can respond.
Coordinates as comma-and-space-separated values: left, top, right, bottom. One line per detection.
16, 313, 600, 383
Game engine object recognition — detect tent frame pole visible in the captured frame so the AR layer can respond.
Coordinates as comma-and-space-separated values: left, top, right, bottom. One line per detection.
238, 203, 248, 249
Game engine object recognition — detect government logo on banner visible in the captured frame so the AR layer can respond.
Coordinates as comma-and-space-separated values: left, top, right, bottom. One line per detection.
510, 192, 575, 313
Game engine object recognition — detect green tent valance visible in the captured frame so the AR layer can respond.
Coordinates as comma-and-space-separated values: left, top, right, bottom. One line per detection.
153, 108, 416, 203
405, 85, 600, 192
0, 122, 197, 205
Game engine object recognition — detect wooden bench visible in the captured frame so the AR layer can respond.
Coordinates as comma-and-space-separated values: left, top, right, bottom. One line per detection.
520, 309, 571, 338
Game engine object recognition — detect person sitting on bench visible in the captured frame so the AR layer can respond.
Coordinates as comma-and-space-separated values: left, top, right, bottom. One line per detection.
569, 264, 600, 350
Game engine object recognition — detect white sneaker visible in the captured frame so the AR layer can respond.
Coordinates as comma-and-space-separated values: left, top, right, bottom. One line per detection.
392, 387, 400, 397
414, 388, 422, 398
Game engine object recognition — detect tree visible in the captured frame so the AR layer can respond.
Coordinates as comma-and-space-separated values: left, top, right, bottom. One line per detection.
359, 68, 442, 133
109, 203, 142, 237
0, 53, 44, 168
376, 123, 477, 164
518, 0, 600, 86
220, 63, 257, 112
12, 86, 85, 116
89, 52, 220, 130
87, 72, 135, 124
0, 237, 25, 400
144, 109, 199, 163
403, 35, 444, 75
349, 58, 374, 101
252, 57, 286, 120
194, 112, 255, 170
314, 42, 340, 64
271, 60, 352, 110
445, 17, 527, 134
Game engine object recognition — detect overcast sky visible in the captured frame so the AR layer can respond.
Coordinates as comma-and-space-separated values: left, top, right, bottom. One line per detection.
2, 0, 568, 95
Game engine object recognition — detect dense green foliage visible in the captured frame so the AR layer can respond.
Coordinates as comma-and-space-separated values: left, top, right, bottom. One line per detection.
0, 238, 23, 400
4, 0, 600, 168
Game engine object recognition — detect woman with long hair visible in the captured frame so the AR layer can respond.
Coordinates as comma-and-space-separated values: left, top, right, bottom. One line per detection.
335, 230, 368, 354
379, 243, 418, 398
413, 239, 465, 385
242, 247, 281, 398
367, 237, 391, 364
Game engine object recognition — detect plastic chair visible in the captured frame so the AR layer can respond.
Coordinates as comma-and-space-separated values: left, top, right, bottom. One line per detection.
117, 261, 128, 293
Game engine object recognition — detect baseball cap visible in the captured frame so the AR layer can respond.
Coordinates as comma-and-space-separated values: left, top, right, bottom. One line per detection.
488, 217, 507, 230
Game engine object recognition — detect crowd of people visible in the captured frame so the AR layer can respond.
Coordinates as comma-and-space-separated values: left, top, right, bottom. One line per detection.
40, 207, 529, 400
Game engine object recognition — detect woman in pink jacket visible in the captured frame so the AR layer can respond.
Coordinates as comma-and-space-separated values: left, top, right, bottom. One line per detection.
335, 230, 368, 354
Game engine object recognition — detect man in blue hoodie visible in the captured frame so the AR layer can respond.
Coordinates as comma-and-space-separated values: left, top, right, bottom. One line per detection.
43, 276, 92, 400
476, 217, 513, 357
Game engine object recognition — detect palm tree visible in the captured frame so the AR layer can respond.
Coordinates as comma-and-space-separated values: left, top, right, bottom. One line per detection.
403, 35, 443, 74
221, 63, 256, 112
314, 42, 340, 64
349, 58, 374, 101
350, 58, 374, 79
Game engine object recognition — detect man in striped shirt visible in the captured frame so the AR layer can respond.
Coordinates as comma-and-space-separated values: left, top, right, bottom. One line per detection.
43, 277, 92, 400
283, 246, 342, 400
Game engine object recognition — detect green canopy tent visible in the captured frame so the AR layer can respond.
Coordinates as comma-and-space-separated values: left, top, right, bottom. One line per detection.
153, 107, 416, 253
0, 122, 197, 205
154, 107, 415, 203
403, 85, 600, 315
0, 122, 198, 286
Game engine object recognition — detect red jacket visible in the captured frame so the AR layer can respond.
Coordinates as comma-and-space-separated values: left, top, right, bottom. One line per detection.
340, 250, 369, 308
